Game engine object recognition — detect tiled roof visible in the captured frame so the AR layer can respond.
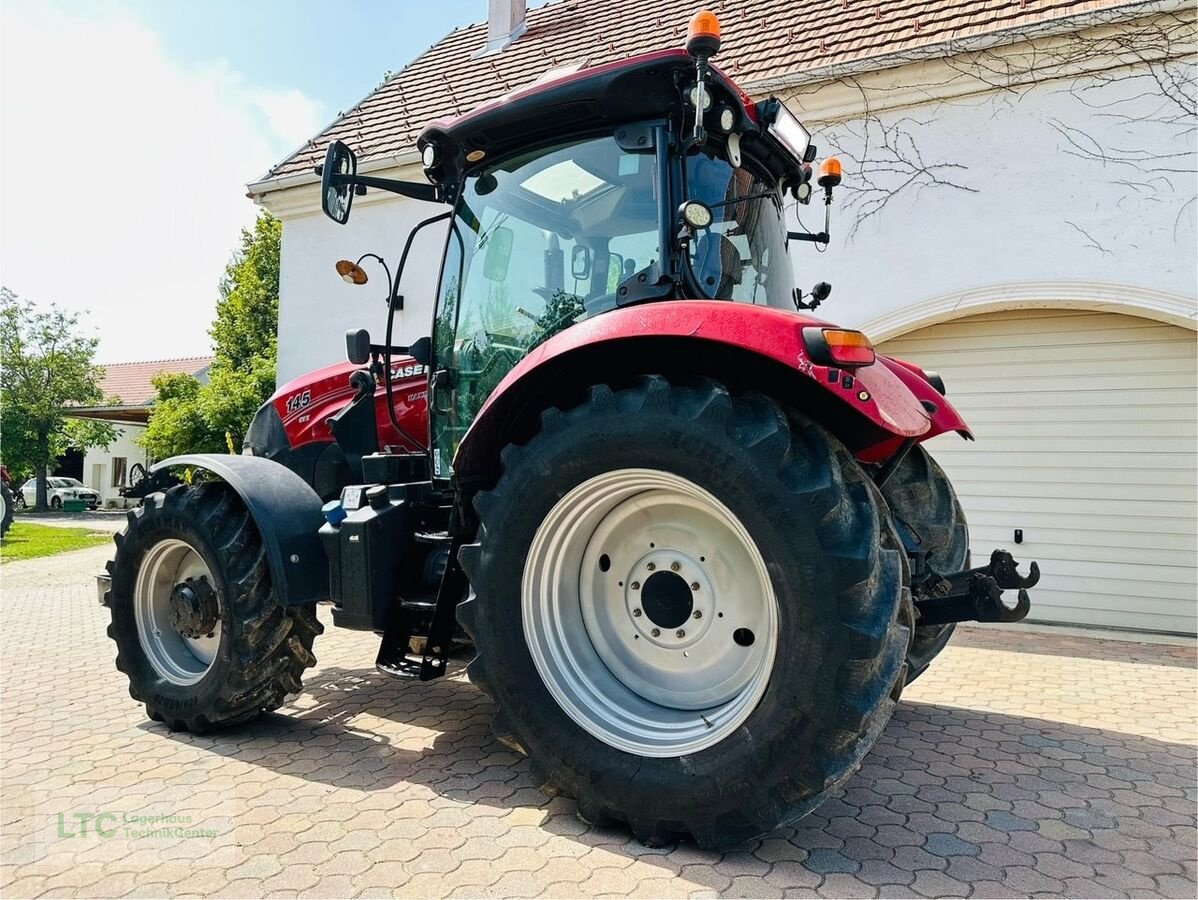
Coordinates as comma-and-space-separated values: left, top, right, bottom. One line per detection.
260, 0, 1138, 185
98, 357, 214, 408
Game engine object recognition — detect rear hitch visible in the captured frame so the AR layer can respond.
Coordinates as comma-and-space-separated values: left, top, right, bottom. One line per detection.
913, 549, 1039, 627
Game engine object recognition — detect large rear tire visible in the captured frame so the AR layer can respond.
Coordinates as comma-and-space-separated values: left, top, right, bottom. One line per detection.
105, 482, 323, 731
879, 444, 969, 683
459, 376, 911, 848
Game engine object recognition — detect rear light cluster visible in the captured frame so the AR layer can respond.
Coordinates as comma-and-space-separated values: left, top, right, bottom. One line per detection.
801, 327, 876, 369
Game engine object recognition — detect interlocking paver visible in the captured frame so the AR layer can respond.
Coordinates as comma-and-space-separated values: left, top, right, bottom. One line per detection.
1, 543, 1195, 898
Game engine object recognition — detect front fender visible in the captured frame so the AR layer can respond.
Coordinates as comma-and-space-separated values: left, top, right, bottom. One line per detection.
455, 301, 932, 480
150, 454, 328, 605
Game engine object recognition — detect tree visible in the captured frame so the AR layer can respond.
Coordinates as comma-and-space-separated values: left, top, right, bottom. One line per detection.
0, 288, 117, 509
140, 212, 281, 459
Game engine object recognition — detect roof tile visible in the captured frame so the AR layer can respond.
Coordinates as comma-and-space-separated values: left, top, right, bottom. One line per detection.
260, 0, 1136, 184
98, 357, 214, 408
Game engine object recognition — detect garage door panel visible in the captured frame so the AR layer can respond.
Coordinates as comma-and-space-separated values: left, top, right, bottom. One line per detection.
888, 338, 1194, 365
937, 465, 1197, 489
936, 450, 1196, 470
1027, 602, 1187, 634
963, 540, 1192, 568
932, 388, 1196, 409
962, 482, 1192, 503
968, 525, 1196, 556
962, 405, 1198, 426
881, 308, 1197, 635
938, 370, 1196, 393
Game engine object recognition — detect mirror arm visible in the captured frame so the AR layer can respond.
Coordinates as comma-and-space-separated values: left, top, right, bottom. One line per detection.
788, 231, 829, 245
322, 170, 444, 204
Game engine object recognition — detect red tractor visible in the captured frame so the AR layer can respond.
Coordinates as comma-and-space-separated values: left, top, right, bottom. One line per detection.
101, 12, 1038, 848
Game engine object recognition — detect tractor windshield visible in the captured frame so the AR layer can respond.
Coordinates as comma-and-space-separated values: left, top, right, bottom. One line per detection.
430, 133, 662, 473
684, 146, 795, 310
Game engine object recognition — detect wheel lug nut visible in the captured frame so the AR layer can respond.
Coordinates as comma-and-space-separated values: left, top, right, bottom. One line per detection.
691, 582, 700, 591
631, 581, 641, 590
676, 629, 686, 639
633, 608, 642, 617
646, 562, 656, 571
692, 610, 702, 619
671, 561, 681, 571
651, 628, 661, 637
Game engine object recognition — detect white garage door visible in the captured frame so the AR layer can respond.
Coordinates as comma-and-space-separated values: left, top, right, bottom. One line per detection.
879, 308, 1197, 635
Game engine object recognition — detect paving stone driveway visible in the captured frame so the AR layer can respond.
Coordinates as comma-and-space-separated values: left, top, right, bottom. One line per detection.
2, 542, 1195, 898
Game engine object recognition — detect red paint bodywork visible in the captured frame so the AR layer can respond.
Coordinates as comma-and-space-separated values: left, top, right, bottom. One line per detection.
454, 302, 965, 478
268, 311, 970, 476
273, 358, 429, 453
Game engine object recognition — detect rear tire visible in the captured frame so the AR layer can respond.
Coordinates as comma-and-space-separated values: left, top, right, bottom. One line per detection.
879, 444, 969, 684
50, 496, 62, 510
0, 484, 13, 538
459, 376, 911, 848
105, 482, 323, 732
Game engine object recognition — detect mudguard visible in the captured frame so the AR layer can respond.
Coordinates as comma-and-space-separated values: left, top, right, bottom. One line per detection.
854, 357, 975, 465
150, 454, 328, 606
454, 301, 933, 479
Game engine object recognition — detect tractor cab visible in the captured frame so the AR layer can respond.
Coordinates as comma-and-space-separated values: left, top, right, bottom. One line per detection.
322, 30, 837, 478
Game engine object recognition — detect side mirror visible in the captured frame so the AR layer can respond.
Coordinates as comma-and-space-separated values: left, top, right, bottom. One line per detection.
409, 336, 431, 367
346, 328, 371, 365
570, 245, 592, 280
321, 140, 357, 225
482, 226, 514, 282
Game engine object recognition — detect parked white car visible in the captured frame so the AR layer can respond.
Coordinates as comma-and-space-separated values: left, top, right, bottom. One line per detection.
20, 477, 100, 510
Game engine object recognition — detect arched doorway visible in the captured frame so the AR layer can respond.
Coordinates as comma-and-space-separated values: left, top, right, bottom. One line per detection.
878, 307, 1197, 635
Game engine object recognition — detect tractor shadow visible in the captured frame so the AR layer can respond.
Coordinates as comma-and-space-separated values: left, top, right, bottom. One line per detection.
149, 652, 1198, 883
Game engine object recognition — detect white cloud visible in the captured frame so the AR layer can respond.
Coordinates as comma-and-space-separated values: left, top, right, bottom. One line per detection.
0, 2, 324, 363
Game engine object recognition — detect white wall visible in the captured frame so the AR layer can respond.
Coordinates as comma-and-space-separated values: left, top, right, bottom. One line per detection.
792, 60, 1197, 334
83, 423, 150, 507
266, 51, 1196, 384
276, 197, 447, 384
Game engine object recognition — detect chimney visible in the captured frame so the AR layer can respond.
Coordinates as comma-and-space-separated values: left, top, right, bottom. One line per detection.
480, 0, 527, 55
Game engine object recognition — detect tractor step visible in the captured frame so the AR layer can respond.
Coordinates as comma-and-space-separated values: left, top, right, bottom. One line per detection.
913, 549, 1039, 627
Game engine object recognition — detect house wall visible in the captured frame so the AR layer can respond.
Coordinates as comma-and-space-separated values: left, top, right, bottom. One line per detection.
276, 196, 446, 385
83, 423, 150, 508
265, 51, 1196, 384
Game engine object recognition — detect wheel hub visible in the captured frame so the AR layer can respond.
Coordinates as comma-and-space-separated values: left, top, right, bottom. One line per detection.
134, 538, 222, 685
524, 468, 778, 757
169, 577, 219, 639
640, 571, 692, 628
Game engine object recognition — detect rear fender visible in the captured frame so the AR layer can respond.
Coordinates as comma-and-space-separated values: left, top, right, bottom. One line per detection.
854, 358, 974, 464
453, 301, 932, 483
150, 454, 328, 606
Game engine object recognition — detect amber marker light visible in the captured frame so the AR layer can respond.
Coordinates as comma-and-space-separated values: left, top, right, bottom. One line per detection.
335, 259, 368, 285
802, 327, 876, 368
818, 157, 843, 188
686, 9, 722, 57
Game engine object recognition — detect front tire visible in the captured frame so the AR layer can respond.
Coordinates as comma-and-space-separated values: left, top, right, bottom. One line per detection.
105, 482, 323, 731
50, 496, 62, 510
459, 376, 911, 848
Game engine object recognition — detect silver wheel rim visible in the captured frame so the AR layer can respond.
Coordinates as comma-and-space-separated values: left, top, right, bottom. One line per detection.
523, 468, 778, 757
134, 538, 221, 685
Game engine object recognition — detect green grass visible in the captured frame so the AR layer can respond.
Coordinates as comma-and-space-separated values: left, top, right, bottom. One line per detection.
0, 521, 112, 563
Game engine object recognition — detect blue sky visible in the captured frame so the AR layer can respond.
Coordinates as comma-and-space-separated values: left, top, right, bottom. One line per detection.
0, 1, 549, 361
124, 0, 520, 124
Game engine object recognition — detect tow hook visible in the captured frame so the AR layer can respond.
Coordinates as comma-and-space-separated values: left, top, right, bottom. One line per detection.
913, 550, 1039, 626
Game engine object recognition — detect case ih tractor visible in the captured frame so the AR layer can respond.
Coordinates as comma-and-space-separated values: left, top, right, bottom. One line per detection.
101, 12, 1038, 848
